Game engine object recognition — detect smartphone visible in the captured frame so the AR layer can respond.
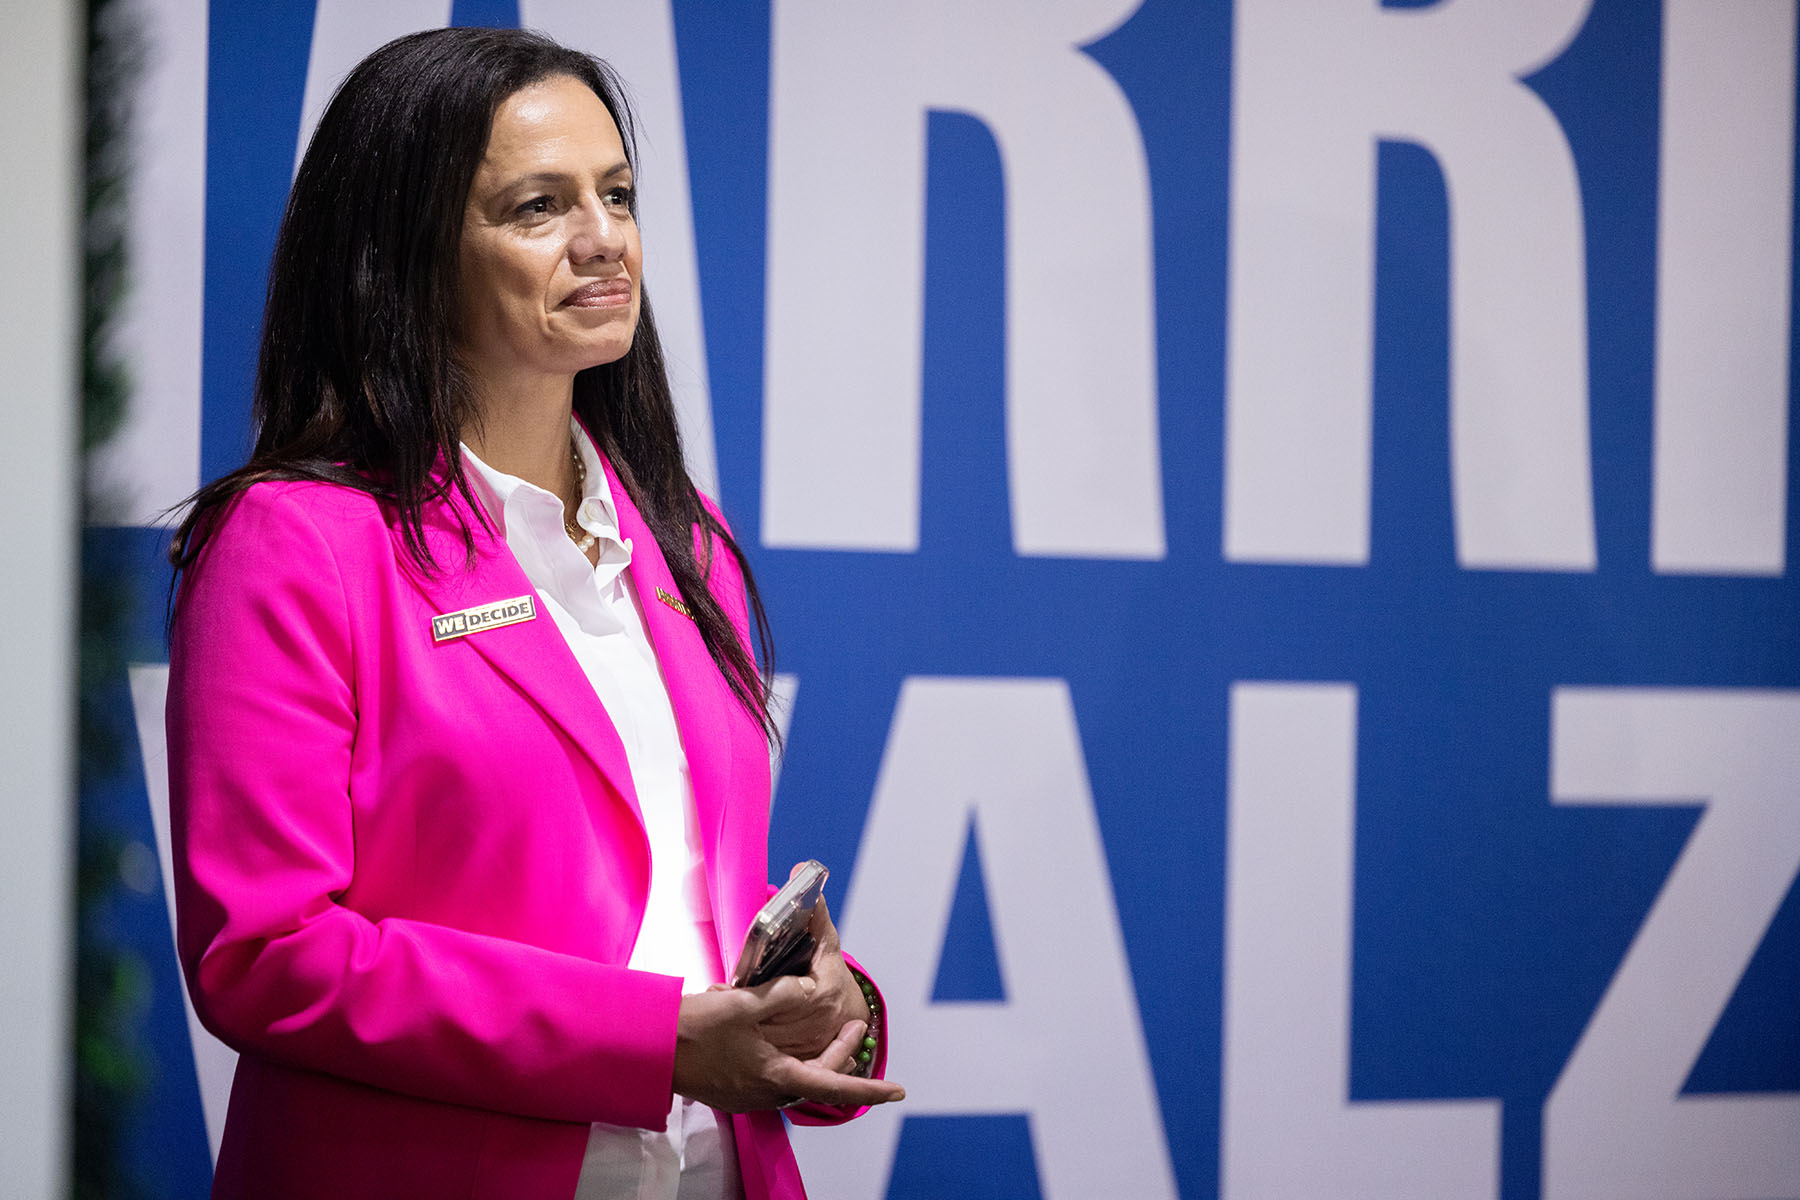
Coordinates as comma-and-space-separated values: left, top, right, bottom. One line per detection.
731, 860, 828, 987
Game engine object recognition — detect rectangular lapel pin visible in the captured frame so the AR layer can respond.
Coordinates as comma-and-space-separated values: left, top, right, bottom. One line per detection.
431, 594, 537, 642
655, 586, 694, 621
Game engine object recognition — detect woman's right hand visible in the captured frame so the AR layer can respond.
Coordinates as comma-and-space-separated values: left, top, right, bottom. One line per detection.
671, 978, 906, 1113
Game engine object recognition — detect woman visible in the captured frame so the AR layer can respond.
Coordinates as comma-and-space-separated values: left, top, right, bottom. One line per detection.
166, 27, 901, 1200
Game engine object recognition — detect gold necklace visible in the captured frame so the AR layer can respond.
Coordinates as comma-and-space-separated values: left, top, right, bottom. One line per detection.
564, 439, 598, 553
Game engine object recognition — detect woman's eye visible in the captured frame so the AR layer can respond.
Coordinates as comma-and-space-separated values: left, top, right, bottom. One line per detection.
604, 185, 635, 211
514, 195, 555, 217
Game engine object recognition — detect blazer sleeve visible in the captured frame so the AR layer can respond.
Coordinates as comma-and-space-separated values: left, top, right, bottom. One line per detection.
168, 483, 681, 1131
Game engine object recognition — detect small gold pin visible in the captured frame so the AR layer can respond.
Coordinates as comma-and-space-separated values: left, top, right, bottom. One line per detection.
431, 594, 536, 642
655, 586, 694, 620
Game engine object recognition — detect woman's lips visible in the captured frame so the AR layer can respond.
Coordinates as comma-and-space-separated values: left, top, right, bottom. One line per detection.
563, 279, 633, 308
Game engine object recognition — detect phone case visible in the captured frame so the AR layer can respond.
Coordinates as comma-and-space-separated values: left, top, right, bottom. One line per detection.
732, 861, 828, 987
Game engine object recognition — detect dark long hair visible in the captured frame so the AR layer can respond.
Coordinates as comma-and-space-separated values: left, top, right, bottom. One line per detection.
171, 26, 777, 740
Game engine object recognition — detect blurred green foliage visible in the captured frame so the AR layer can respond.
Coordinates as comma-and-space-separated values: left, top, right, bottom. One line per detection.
76, 0, 152, 1196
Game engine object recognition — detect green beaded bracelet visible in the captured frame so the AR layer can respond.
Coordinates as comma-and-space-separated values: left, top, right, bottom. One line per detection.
849, 969, 881, 1078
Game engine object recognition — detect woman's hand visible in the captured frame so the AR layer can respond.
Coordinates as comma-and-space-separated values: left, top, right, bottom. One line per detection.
670, 978, 903, 1113
758, 895, 869, 1063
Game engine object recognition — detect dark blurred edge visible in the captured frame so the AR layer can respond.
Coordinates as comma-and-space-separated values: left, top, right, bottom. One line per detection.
75, 0, 155, 1196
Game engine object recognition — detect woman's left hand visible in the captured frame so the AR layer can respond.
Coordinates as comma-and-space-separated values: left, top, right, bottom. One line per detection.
757, 886, 870, 1067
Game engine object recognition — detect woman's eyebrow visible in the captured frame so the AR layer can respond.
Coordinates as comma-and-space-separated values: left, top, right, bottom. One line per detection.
495, 171, 573, 193
496, 162, 633, 192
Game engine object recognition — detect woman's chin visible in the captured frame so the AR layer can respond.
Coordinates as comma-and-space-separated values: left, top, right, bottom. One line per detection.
576, 336, 636, 374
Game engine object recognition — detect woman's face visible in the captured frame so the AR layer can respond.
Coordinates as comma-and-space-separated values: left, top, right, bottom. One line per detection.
455, 75, 642, 390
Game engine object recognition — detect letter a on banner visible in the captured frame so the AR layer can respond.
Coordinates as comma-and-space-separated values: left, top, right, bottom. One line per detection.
789, 677, 1176, 1199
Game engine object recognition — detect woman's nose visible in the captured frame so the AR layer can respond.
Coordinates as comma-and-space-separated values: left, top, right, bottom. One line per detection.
568, 198, 624, 262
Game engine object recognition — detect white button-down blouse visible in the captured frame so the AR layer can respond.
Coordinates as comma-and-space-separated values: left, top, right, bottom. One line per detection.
462, 423, 741, 1200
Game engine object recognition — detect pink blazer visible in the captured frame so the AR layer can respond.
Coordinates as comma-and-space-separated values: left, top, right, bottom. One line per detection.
168, 459, 875, 1199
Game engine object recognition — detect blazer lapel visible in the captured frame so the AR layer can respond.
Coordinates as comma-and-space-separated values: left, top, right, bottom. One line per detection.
399, 477, 645, 829
601, 459, 743, 922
